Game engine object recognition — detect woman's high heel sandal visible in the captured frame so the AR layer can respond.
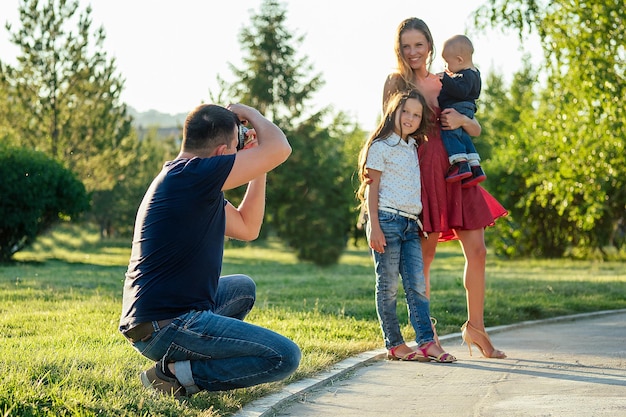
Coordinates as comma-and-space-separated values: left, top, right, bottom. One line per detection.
461, 321, 507, 359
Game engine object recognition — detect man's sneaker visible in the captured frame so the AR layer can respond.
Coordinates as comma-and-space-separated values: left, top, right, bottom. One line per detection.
446, 161, 472, 183
140, 361, 186, 399
462, 165, 487, 188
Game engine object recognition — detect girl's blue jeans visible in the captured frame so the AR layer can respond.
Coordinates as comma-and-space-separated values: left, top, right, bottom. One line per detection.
129, 274, 301, 392
368, 211, 435, 349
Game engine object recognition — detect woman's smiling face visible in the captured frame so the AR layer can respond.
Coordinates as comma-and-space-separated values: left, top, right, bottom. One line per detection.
400, 28, 431, 71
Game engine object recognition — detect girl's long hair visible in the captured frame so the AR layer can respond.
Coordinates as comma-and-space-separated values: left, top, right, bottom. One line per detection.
356, 89, 433, 209
394, 17, 435, 91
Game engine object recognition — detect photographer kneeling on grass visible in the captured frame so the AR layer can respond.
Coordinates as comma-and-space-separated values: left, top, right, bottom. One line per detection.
119, 103, 300, 398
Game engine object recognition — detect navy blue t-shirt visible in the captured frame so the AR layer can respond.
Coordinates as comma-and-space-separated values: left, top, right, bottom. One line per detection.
438, 68, 481, 110
120, 155, 236, 330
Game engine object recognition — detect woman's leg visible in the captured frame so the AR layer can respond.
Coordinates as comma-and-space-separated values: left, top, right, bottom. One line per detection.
455, 228, 505, 358
421, 233, 439, 299
455, 228, 487, 327
421, 234, 442, 346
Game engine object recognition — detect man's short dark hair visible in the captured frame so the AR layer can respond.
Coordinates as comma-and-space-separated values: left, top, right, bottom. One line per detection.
182, 104, 240, 151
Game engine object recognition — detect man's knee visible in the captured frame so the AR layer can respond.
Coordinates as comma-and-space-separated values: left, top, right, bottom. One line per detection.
225, 274, 256, 299
237, 274, 256, 296
279, 339, 301, 377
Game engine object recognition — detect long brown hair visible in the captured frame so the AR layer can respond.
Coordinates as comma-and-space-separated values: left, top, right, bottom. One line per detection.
356, 89, 433, 209
393, 17, 435, 91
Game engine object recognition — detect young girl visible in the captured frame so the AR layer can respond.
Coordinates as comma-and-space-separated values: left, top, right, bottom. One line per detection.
357, 89, 456, 363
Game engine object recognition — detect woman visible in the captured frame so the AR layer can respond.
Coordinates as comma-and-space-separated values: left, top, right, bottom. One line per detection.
383, 17, 507, 358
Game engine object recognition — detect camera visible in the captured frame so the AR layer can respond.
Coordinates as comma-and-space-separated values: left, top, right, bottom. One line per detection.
237, 124, 250, 151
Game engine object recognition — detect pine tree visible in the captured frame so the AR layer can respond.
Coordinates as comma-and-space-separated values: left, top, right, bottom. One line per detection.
0, 0, 134, 195
228, 0, 323, 125
223, 0, 357, 265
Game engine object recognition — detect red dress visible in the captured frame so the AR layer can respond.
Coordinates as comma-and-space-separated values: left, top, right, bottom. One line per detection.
418, 111, 507, 242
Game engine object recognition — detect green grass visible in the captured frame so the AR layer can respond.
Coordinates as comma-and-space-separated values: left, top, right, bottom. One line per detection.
1, 223, 625, 416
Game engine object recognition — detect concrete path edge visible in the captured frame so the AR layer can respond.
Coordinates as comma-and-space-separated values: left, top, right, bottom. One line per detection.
232, 308, 626, 417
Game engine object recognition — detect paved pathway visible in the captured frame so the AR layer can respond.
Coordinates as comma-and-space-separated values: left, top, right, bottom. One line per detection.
234, 310, 626, 417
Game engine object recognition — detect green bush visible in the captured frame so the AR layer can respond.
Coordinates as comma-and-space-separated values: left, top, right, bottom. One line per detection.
270, 118, 354, 266
0, 145, 90, 262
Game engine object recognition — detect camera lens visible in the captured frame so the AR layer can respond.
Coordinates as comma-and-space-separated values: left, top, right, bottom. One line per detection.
237, 125, 249, 151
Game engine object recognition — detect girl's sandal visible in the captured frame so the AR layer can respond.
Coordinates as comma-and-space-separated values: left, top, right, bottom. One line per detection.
387, 346, 430, 362
416, 341, 457, 363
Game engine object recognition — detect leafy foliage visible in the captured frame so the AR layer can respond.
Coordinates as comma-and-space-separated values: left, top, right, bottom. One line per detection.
475, 0, 626, 257
227, 0, 324, 125
222, 0, 357, 265
90, 128, 178, 237
0, 145, 89, 262
270, 114, 360, 265
0, 0, 166, 240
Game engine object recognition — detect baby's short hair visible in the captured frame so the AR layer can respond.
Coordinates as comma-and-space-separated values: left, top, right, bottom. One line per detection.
445, 34, 474, 58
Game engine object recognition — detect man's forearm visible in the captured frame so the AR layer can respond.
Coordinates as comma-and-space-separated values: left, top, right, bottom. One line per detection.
237, 174, 267, 234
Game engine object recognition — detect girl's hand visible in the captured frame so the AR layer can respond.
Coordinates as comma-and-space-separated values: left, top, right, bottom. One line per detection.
369, 226, 386, 254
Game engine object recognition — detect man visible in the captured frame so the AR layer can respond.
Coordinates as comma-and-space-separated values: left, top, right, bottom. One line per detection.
119, 103, 300, 397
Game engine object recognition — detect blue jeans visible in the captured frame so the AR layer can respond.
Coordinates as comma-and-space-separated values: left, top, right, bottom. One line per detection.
441, 101, 480, 164
368, 211, 434, 349
129, 274, 301, 392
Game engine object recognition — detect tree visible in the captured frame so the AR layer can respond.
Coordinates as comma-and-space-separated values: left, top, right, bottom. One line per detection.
479, 60, 539, 256
0, 144, 89, 262
474, 0, 626, 257
227, 0, 323, 125
89, 128, 178, 238
270, 113, 360, 265
222, 0, 356, 265
0, 0, 136, 224
0, 71, 14, 143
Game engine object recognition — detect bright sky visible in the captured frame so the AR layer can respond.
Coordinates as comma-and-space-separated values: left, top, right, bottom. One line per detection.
0, 0, 540, 130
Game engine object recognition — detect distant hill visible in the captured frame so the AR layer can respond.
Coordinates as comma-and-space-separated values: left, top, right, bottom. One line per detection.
127, 107, 186, 141
127, 106, 187, 128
